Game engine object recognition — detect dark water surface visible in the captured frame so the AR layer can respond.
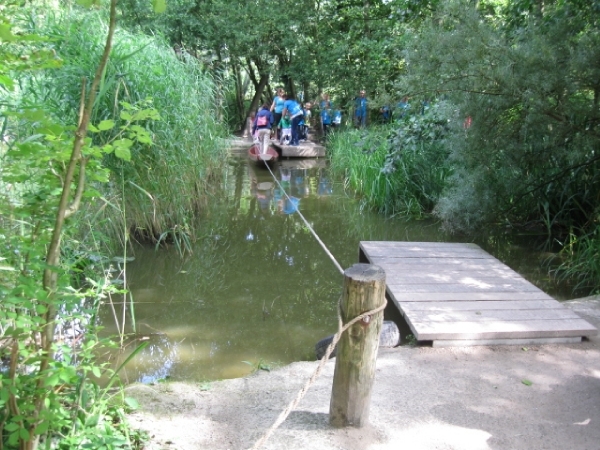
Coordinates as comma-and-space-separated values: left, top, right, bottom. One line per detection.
101, 154, 571, 384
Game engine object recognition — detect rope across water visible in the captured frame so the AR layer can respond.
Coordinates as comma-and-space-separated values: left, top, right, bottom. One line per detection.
248, 161, 387, 449
264, 162, 345, 276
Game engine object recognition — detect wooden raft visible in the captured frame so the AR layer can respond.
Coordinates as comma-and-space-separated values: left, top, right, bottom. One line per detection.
359, 241, 597, 347
273, 141, 325, 158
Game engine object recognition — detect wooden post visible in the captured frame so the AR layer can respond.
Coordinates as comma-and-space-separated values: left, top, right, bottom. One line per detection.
329, 263, 386, 427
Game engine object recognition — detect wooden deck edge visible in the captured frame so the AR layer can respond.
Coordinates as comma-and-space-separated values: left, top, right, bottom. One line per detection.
273, 142, 326, 158
411, 322, 598, 341
432, 336, 583, 347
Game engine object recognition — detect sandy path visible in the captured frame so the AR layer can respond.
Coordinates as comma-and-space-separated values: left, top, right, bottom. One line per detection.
127, 298, 600, 450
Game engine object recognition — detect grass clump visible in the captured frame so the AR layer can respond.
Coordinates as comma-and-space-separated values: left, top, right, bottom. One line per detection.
328, 103, 453, 218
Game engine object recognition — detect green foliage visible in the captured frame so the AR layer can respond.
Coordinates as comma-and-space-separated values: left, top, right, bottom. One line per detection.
328, 103, 452, 218
554, 229, 600, 295
0, 5, 157, 447
0, 103, 152, 448
18, 8, 227, 245
400, 0, 600, 237
404, 334, 417, 346
383, 0, 600, 293
328, 128, 403, 215
115, 0, 431, 132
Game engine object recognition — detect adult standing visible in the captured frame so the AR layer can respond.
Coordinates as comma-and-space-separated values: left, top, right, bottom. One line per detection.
354, 90, 368, 128
270, 87, 286, 140
252, 103, 274, 154
281, 94, 304, 146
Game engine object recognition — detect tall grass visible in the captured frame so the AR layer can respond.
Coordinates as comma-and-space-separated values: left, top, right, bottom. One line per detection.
25, 9, 228, 246
554, 228, 600, 295
328, 122, 451, 218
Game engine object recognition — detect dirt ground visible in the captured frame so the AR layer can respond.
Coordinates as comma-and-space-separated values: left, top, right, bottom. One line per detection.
126, 296, 600, 450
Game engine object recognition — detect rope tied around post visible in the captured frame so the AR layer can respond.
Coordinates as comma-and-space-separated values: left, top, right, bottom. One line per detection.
247, 166, 388, 448
249, 293, 387, 450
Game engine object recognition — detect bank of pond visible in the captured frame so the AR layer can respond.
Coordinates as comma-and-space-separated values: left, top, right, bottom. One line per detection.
99, 154, 577, 384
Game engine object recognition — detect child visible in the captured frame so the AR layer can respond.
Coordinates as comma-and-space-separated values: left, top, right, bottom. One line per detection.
279, 114, 292, 145
333, 110, 342, 129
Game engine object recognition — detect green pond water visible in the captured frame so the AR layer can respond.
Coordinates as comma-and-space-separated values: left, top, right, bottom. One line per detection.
100, 154, 572, 384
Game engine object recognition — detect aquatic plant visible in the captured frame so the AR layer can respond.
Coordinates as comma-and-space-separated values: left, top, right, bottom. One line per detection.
328, 106, 452, 218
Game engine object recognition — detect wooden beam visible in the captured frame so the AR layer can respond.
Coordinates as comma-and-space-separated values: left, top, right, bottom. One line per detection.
330, 264, 386, 428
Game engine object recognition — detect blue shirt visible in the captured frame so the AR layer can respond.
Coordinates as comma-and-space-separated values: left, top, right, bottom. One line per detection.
283, 99, 302, 117
253, 108, 273, 133
320, 100, 333, 124
355, 97, 367, 117
396, 101, 409, 118
333, 110, 342, 124
381, 106, 390, 120
273, 96, 285, 114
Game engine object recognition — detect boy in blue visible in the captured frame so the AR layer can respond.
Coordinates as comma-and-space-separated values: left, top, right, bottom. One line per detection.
354, 90, 368, 128
320, 93, 333, 137
281, 94, 304, 146
380, 105, 391, 124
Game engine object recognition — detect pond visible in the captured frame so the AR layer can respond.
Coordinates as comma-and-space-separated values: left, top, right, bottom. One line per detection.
99, 150, 572, 384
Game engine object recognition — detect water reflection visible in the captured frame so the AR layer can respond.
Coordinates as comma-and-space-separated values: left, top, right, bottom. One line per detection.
100, 156, 572, 384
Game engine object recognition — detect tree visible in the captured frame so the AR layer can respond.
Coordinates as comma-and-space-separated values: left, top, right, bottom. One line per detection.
396, 0, 600, 237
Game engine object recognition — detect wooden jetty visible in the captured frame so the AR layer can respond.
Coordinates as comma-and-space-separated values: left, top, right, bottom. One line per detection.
227, 137, 325, 158
359, 241, 597, 347
272, 141, 325, 158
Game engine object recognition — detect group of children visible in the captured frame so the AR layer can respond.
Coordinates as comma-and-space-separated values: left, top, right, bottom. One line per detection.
276, 109, 310, 145
249, 89, 347, 146
249, 91, 311, 146
319, 93, 342, 137
247, 89, 428, 146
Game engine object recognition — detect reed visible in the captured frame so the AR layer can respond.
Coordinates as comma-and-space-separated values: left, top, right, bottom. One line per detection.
328, 125, 450, 217
27, 10, 228, 245
554, 228, 600, 295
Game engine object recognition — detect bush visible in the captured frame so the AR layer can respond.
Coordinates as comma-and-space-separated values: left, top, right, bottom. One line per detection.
328, 102, 453, 218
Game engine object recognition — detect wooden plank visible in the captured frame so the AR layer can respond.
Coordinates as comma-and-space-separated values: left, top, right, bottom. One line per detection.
276, 142, 325, 158
360, 241, 598, 345
372, 259, 512, 270
386, 283, 542, 293
361, 241, 482, 249
432, 337, 582, 347
406, 308, 582, 322
385, 274, 537, 287
400, 300, 564, 312
363, 249, 495, 259
410, 318, 598, 340
373, 268, 526, 280
389, 292, 554, 302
